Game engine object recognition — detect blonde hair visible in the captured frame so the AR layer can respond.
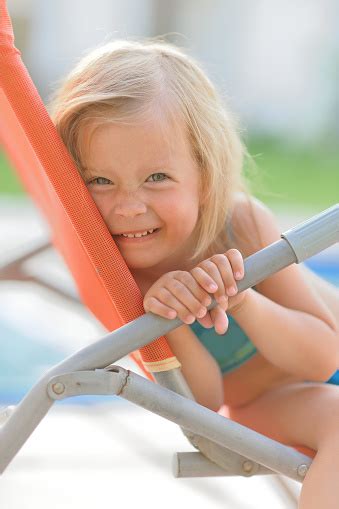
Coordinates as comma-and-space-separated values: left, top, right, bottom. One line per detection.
49, 39, 248, 261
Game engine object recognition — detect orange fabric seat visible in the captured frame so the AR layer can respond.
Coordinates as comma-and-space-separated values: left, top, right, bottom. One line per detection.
0, 0, 176, 377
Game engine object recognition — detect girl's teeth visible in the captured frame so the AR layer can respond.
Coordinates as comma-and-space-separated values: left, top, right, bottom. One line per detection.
121, 229, 155, 238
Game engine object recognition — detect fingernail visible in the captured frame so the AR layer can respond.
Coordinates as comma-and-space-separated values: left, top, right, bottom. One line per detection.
216, 326, 227, 335
209, 284, 218, 292
185, 314, 195, 324
227, 286, 237, 296
235, 271, 243, 280
167, 310, 177, 319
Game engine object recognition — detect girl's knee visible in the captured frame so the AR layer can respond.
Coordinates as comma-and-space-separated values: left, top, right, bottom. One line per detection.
293, 388, 339, 450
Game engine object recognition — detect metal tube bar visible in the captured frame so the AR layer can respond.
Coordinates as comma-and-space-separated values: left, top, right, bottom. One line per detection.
173, 452, 274, 478
281, 204, 339, 262
0, 238, 51, 276
47, 367, 309, 481
153, 369, 275, 476
153, 369, 195, 400
116, 368, 311, 483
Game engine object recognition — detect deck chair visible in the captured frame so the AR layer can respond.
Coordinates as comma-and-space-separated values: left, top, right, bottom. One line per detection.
1, 0, 339, 487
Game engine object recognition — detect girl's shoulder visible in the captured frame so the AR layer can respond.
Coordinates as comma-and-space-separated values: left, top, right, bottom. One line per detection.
228, 192, 280, 257
229, 194, 337, 331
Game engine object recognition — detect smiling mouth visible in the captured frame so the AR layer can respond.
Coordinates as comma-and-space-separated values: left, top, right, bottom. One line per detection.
114, 228, 160, 239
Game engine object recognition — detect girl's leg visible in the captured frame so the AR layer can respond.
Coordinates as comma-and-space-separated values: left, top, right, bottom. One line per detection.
298, 433, 339, 508
297, 268, 339, 506
228, 382, 339, 509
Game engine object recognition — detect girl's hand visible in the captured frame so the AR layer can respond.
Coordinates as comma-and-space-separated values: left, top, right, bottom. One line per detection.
190, 249, 247, 334
143, 249, 247, 335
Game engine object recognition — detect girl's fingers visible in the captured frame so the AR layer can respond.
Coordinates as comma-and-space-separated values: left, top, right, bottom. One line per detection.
143, 249, 244, 328
197, 312, 214, 329
197, 306, 229, 332
143, 295, 178, 320
144, 287, 201, 325
225, 249, 245, 281
191, 263, 226, 302
165, 277, 208, 319
192, 258, 234, 306
210, 306, 229, 335
173, 271, 212, 308
192, 251, 244, 302
209, 254, 238, 297
144, 287, 228, 334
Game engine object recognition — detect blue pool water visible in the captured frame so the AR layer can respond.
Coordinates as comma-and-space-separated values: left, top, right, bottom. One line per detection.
304, 258, 339, 287
1, 256, 338, 406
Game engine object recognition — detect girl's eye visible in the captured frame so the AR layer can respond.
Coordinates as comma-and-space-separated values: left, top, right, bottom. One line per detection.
147, 173, 168, 182
87, 177, 112, 186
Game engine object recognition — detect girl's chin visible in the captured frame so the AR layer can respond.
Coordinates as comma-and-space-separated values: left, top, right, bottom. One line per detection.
123, 252, 178, 276
119, 251, 162, 269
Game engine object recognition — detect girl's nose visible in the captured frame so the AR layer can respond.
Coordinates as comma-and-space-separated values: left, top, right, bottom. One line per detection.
113, 198, 147, 217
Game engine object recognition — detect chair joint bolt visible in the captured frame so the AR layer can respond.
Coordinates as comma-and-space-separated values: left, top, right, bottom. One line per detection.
297, 464, 308, 478
51, 382, 65, 395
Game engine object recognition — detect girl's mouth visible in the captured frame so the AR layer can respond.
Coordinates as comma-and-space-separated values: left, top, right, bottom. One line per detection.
113, 228, 160, 242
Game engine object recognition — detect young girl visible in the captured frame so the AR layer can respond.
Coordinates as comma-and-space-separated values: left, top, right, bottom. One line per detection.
50, 40, 339, 508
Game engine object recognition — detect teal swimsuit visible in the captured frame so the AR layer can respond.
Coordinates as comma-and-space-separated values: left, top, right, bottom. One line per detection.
189, 308, 339, 385
189, 316, 257, 374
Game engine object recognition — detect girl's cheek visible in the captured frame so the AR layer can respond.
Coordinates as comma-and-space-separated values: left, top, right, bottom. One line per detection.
92, 195, 107, 213
91, 195, 114, 225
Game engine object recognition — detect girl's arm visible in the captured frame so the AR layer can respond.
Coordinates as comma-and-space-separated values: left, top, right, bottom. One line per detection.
140, 268, 235, 412
229, 196, 339, 382
229, 288, 338, 381
165, 324, 224, 411
300, 265, 339, 328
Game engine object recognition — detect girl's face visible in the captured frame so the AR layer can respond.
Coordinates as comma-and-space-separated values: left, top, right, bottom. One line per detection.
81, 115, 201, 280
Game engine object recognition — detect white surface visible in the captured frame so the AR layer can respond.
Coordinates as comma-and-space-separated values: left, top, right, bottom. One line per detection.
0, 404, 301, 509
